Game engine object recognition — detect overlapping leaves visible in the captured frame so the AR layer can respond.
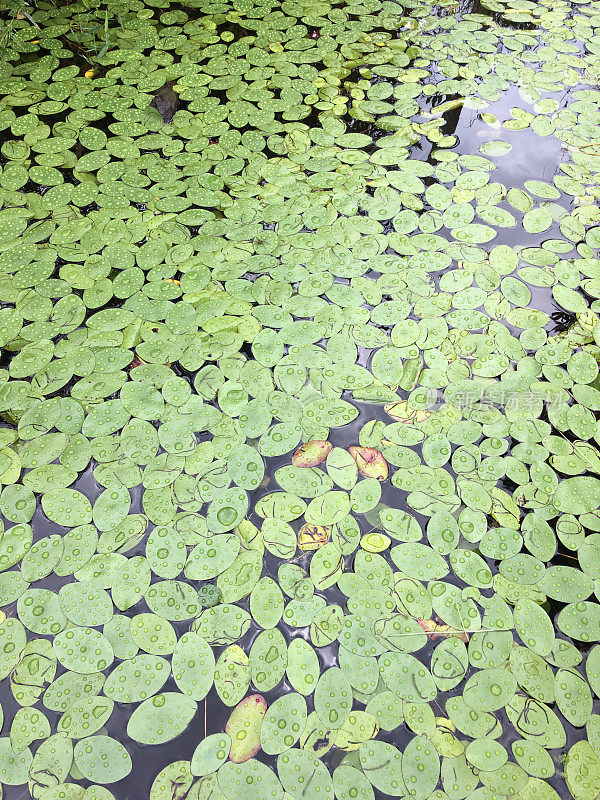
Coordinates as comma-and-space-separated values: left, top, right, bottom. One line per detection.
0, 0, 599, 796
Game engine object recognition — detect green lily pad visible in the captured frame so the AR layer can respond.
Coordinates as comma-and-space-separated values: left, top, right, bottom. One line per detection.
73, 736, 132, 784
127, 693, 197, 745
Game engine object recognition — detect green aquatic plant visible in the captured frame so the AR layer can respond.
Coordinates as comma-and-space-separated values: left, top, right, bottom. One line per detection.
0, 0, 598, 796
